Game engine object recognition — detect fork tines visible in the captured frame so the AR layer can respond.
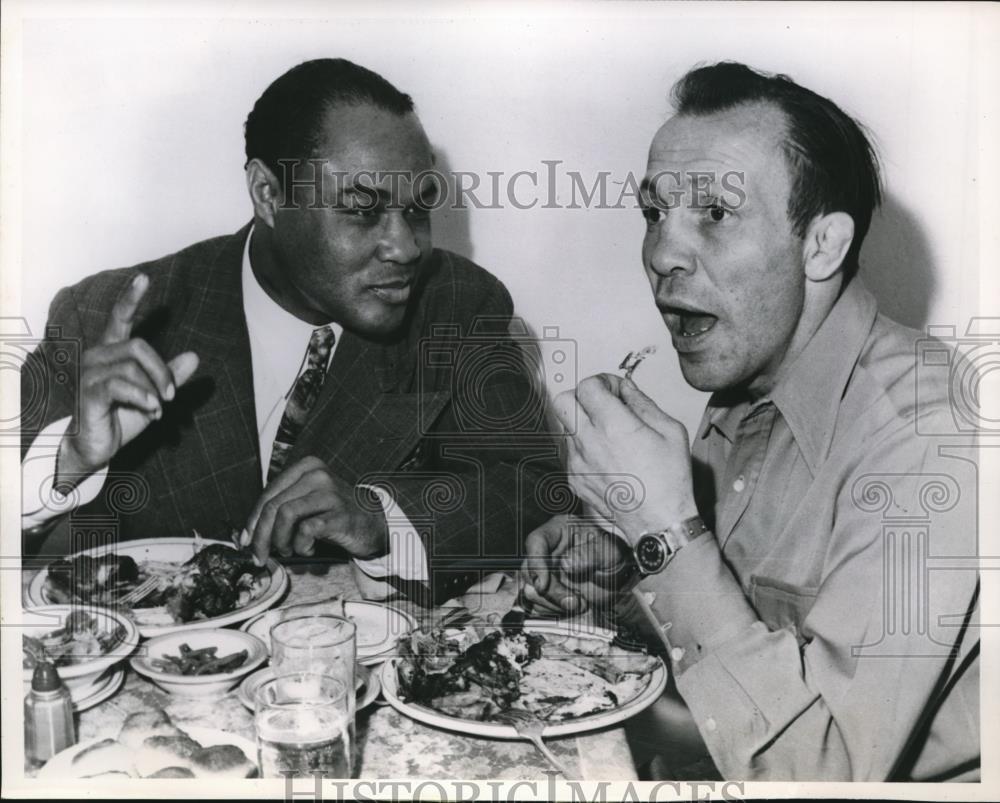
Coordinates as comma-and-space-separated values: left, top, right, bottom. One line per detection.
117, 576, 159, 606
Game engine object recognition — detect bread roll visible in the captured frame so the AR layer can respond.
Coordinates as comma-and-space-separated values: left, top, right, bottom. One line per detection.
80, 771, 132, 778
190, 744, 258, 778
117, 709, 183, 751
148, 766, 197, 778
134, 733, 203, 777
71, 738, 136, 777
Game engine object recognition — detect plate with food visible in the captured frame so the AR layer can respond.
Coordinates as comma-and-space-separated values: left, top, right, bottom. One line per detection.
27, 537, 289, 637
241, 597, 416, 665
37, 708, 258, 779
131, 628, 268, 697
22, 605, 139, 706
380, 620, 667, 738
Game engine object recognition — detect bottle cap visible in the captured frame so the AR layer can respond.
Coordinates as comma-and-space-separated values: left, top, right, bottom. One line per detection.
31, 661, 63, 692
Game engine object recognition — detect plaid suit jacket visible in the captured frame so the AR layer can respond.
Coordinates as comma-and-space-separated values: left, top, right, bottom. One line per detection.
22, 224, 566, 604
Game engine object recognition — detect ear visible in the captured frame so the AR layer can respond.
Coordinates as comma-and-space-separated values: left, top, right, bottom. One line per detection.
802, 212, 854, 282
245, 158, 282, 229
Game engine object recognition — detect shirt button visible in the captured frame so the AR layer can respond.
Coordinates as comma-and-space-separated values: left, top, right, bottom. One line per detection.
732, 475, 746, 492
670, 646, 685, 662
705, 717, 717, 732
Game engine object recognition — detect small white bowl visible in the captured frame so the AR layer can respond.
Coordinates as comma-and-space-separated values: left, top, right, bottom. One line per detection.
21, 605, 140, 705
130, 628, 267, 697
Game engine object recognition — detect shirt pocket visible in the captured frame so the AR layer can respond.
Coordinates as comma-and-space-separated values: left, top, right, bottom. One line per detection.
750, 575, 819, 647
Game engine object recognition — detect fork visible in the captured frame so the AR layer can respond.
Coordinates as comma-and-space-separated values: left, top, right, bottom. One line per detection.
117, 576, 160, 606
493, 709, 573, 778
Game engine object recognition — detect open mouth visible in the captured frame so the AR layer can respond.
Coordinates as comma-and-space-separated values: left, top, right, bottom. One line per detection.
661, 304, 719, 341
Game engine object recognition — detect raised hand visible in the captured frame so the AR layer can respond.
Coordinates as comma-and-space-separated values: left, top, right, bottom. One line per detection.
552, 374, 698, 544
57, 273, 199, 485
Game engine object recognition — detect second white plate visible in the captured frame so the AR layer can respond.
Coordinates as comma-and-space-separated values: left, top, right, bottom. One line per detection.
379, 623, 668, 739
241, 600, 416, 665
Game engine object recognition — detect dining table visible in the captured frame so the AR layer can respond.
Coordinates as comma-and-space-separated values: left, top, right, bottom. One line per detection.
21, 557, 640, 781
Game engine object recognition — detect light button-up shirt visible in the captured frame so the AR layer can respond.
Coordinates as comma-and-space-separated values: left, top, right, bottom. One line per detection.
636, 279, 980, 781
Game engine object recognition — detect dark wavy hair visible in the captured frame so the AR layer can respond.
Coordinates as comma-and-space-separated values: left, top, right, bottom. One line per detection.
244, 58, 414, 188
671, 62, 882, 284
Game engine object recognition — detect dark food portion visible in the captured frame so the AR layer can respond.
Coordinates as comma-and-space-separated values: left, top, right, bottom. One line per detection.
45, 554, 140, 605
45, 544, 269, 623
398, 627, 545, 719
163, 545, 269, 622
149, 643, 249, 676
165, 572, 238, 622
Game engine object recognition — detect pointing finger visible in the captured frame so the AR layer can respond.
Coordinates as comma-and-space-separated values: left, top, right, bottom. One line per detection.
102, 273, 148, 345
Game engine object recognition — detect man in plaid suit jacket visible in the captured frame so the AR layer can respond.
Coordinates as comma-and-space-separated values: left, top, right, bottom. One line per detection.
21, 59, 562, 606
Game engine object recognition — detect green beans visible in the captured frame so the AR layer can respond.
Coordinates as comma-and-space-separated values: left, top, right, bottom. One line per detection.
150, 644, 248, 675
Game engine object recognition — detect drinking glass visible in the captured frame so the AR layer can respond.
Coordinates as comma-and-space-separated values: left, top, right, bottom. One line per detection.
270, 614, 357, 772
254, 672, 351, 779
270, 614, 356, 684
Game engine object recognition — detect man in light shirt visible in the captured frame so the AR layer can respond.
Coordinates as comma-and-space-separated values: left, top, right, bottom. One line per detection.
523, 63, 979, 780
22, 58, 561, 605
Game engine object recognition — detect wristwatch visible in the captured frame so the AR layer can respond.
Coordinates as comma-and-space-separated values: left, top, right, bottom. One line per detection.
633, 515, 709, 575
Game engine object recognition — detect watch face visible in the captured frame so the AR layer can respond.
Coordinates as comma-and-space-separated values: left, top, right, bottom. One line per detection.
636, 534, 668, 574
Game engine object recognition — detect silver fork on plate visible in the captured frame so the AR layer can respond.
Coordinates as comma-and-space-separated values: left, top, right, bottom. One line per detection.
116, 576, 160, 606
493, 709, 573, 778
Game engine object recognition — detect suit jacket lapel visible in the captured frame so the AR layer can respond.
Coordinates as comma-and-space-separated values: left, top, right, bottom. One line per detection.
291, 326, 450, 481
158, 224, 262, 528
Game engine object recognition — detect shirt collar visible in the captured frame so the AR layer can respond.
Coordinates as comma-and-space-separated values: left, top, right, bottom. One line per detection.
241, 225, 343, 374
701, 279, 878, 470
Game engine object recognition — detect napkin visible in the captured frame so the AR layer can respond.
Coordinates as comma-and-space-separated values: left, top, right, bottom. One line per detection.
441, 572, 517, 622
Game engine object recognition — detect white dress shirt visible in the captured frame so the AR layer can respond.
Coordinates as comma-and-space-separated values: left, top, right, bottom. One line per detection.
22, 228, 428, 591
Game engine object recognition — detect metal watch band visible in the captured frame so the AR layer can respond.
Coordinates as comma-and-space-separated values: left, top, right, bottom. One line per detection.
634, 514, 709, 575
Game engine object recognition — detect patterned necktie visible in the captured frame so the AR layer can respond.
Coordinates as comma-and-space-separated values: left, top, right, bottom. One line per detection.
267, 326, 335, 482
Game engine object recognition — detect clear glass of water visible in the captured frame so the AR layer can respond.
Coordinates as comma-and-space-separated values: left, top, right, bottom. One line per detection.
270, 614, 356, 681
254, 672, 351, 779
270, 614, 357, 772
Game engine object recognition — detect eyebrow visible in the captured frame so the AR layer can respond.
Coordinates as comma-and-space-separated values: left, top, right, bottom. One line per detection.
334, 178, 439, 207
640, 171, 724, 198
339, 184, 390, 204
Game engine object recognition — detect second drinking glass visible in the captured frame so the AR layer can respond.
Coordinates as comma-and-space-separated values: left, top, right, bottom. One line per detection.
269, 614, 357, 774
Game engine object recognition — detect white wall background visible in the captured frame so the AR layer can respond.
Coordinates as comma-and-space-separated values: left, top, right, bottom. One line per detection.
5, 1, 997, 438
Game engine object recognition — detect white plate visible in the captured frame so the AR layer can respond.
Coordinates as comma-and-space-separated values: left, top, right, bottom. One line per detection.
241, 600, 416, 666
37, 726, 257, 779
236, 665, 381, 712
28, 538, 289, 638
379, 623, 668, 739
72, 666, 126, 712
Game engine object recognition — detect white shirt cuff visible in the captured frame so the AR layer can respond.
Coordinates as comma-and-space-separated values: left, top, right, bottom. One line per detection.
22, 416, 109, 528
352, 483, 429, 583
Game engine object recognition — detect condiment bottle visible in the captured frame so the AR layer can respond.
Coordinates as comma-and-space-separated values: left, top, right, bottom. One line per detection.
24, 661, 76, 765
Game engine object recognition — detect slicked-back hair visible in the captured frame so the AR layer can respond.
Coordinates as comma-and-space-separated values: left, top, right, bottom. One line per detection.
671, 62, 882, 284
244, 58, 414, 189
